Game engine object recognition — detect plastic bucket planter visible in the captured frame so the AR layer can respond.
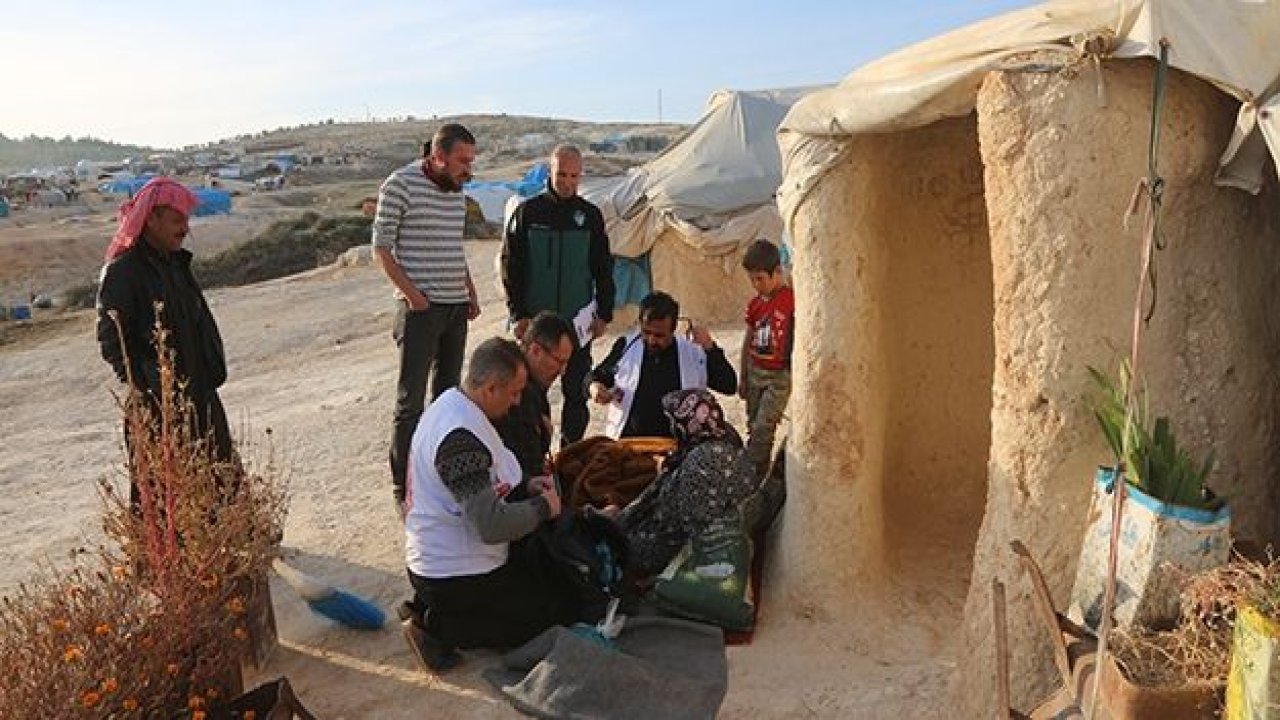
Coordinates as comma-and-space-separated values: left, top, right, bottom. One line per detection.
1068, 467, 1231, 632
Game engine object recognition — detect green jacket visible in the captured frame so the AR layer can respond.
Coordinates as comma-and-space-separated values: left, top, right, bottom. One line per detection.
501, 186, 615, 322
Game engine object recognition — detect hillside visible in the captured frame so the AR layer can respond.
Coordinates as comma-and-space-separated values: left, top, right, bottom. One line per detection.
0, 134, 156, 174
2, 113, 685, 182
201, 114, 687, 183
0, 113, 688, 304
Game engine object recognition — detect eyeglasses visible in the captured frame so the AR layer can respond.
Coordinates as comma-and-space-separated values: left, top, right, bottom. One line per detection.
535, 341, 573, 367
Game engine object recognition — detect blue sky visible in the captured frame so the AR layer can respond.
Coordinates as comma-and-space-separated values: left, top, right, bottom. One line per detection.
3, 0, 1034, 148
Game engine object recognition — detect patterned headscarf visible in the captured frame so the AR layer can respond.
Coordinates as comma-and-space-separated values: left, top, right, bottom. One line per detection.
661, 388, 742, 456
104, 178, 199, 261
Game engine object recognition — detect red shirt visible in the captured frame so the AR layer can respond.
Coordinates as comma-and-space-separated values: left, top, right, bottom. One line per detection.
745, 285, 794, 371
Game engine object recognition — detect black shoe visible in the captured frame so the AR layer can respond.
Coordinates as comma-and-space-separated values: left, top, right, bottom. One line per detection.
402, 615, 462, 673
396, 600, 417, 623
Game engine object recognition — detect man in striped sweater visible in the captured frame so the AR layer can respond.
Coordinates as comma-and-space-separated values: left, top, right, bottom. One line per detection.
373, 124, 483, 515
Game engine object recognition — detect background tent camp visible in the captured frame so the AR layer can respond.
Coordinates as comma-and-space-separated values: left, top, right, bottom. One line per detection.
100, 175, 231, 217
771, 0, 1280, 714
583, 87, 820, 323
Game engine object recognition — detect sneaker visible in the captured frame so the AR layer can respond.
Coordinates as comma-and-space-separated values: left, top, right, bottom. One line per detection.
401, 614, 462, 673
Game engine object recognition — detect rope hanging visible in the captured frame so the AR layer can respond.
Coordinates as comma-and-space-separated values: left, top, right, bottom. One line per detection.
1088, 37, 1171, 720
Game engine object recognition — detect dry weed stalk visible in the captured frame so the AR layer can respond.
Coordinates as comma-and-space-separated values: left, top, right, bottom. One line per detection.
0, 312, 287, 717
1109, 553, 1280, 689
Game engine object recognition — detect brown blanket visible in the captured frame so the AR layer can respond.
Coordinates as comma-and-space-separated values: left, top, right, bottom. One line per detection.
555, 437, 659, 510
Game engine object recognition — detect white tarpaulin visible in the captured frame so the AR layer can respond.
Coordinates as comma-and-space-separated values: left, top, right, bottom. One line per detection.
465, 185, 515, 225
779, 0, 1280, 226
585, 87, 822, 258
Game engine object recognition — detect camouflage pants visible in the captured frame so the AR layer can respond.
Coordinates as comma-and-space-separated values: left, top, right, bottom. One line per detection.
744, 363, 790, 476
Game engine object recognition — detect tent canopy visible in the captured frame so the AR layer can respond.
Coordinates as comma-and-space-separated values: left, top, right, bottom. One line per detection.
779, 0, 1280, 224
585, 87, 822, 258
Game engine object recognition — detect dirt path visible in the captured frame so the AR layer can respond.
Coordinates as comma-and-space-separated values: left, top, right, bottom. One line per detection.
0, 240, 958, 718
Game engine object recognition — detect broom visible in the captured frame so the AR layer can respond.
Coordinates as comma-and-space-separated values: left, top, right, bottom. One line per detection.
272, 559, 386, 630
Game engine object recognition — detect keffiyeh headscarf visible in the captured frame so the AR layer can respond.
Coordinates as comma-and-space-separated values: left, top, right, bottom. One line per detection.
104, 178, 199, 261
661, 388, 742, 465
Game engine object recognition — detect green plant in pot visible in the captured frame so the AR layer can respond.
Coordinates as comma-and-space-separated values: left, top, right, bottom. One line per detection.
1087, 361, 1221, 512
1067, 361, 1231, 633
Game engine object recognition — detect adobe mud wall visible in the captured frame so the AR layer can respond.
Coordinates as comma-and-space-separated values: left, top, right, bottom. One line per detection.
956, 60, 1280, 713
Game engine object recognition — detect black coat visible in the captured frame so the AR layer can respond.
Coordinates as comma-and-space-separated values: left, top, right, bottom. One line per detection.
96, 239, 226, 399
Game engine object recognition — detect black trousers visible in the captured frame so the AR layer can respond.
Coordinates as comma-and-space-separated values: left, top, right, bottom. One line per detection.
559, 338, 593, 446
406, 535, 575, 650
127, 389, 235, 508
389, 302, 468, 499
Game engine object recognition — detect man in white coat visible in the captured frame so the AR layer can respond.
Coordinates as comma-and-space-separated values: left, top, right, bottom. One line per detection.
588, 291, 737, 439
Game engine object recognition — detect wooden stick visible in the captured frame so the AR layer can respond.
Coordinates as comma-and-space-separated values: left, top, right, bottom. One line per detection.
994, 578, 1011, 720
1011, 540, 1072, 687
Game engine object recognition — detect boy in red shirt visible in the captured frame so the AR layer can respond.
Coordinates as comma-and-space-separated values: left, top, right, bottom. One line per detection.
739, 240, 794, 476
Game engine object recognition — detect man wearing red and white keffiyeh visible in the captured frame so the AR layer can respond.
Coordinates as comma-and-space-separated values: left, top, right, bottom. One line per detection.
95, 177, 235, 494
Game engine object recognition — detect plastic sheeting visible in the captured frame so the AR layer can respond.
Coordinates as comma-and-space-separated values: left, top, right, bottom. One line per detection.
584, 87, 821, 259
612, 254, 653, 307
778, 0, 1280, 227
100, 174, 157, 197
191, 187, 231, 216
465, 162, 550, 223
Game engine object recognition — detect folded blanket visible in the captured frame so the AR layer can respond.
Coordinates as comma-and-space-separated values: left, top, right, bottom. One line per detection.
556, 437, 659, 510
484, 616, 728, 720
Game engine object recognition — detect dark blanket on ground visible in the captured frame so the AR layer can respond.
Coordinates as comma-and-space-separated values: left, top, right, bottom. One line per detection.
556, 437, 659, 510
483, 616, 728, 720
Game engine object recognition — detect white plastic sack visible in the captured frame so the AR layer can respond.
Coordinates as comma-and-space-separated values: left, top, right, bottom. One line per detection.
1067, 467, 1230, 632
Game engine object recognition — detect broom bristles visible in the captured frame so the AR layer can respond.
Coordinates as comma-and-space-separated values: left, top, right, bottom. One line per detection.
273, 559, 385, 630
307, 590, 386, 630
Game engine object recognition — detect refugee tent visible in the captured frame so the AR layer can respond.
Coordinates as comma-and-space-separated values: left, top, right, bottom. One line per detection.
772, 0, 1280, 713
98, 176, 228, 215
583, 87, 820, 322
465, 162, 549, 224
100, 174, 155, 197
191, 187, 232, 216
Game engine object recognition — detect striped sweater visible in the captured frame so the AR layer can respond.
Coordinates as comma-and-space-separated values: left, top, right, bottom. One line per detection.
371, 162, 470, 304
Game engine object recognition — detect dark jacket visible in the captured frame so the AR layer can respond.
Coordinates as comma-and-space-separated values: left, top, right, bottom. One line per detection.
96, 239, 226, 399
502, 185, 615, 324
494, 377, 553, 478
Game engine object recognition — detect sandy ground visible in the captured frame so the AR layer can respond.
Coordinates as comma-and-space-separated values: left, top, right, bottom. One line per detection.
0, 220, 960, 716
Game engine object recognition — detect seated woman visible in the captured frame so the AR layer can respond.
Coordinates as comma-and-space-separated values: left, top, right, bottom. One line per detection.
616, 388, 759, 576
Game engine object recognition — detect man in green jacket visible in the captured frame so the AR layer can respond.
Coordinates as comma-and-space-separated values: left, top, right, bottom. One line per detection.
501, 144, 615, 446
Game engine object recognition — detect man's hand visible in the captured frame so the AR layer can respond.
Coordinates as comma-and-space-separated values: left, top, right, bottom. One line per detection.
689, 324, 715, 349
406, 289, 430, 312
589, 317, 608, 339
513, 317, 531, 340
529, 475, 562, 518
590, 381, 623, 405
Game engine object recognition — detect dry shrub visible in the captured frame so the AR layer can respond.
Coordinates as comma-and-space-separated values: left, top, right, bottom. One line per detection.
1109, 553, 1280, 689
1109, 622, 1231, 690
0, 316, 286, 718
